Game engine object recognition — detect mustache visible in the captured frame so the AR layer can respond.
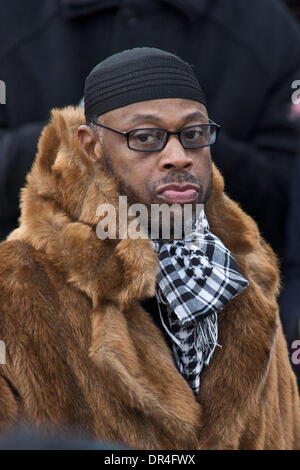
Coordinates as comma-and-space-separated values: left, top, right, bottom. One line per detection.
151, 171, 204, 199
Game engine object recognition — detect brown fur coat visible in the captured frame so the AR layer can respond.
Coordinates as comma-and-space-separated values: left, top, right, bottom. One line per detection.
0, 107, 299, 449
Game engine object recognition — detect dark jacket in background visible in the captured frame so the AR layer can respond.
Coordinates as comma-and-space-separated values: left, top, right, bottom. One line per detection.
285, 0, 300, 21
280, 150, 300, 385
0, 0, 300, 257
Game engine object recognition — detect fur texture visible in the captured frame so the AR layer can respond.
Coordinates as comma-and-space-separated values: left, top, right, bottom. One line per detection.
0, 106, 299, 449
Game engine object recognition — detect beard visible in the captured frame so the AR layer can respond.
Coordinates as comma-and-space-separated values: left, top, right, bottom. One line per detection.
102, 149, 213, 239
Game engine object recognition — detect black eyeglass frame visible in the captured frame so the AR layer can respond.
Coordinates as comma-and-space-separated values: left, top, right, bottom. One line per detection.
91, 119, 221, 152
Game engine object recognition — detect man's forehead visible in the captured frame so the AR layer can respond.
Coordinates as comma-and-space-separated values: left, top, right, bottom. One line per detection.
101, 98, 208, 126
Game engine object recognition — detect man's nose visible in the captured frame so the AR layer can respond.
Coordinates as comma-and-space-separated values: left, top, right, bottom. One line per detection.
158, 135, 193, 171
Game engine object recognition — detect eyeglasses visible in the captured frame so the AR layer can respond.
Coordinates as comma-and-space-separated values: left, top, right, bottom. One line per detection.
91, 119, 220, 152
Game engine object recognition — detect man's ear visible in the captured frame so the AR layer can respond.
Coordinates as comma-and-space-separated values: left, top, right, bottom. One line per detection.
77, 125, 103, 168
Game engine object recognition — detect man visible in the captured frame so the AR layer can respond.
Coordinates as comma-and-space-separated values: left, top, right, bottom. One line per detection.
1, 0, 300, 261
0, 48, 299, 450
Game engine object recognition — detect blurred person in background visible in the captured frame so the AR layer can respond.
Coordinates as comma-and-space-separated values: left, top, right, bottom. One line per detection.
280, 102, 300, 388
1, 0, 300, 262
0, 426, 128, 450
285, 0, 300, 21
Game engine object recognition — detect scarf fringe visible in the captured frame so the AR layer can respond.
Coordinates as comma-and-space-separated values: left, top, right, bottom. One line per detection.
195, 312, 220, 366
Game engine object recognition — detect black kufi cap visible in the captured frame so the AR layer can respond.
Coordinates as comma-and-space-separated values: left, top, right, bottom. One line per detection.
84, 47, 206, 123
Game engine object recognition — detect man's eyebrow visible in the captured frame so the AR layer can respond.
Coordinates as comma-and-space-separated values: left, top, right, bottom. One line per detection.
183, 111, 207, 122
126, 114, 163, 125
126, 111, 207, 126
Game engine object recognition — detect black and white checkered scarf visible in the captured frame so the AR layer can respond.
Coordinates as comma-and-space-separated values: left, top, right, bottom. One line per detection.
152, 210, 249, 395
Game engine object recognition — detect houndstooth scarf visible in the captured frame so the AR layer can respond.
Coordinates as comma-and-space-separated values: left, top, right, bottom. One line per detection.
152, 209, 249, 395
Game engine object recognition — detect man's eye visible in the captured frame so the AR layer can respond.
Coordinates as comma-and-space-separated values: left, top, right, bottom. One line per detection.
136, 133, 154, 143
185, 131, 197, 140
184, 129, 203, 140
131, 131, 161, 143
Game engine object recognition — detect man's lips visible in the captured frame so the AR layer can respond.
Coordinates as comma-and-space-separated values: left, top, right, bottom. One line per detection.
155, 183, 200, 204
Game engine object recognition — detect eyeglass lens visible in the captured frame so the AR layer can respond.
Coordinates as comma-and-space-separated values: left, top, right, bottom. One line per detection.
128, 125, 217, 151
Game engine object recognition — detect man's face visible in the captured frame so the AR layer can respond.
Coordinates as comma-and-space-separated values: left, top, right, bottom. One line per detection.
79, 98, 213, 237
93, 98, 212, 207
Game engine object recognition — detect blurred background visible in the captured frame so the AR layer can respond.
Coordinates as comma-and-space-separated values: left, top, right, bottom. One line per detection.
0, 0, 299, 384
285, 0, 300, 20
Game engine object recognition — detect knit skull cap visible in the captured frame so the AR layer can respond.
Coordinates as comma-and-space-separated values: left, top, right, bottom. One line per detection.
84, 47, 206, 123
